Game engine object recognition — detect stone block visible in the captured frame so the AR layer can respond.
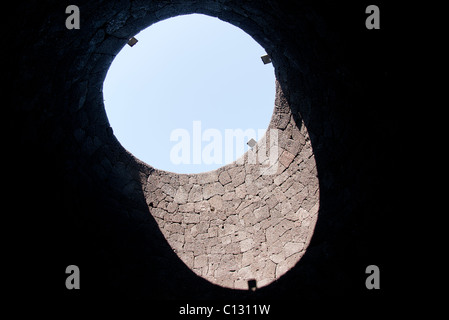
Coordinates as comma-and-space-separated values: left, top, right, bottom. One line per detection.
235, 184, 247, 199
161, 184, 176, 198
178, 202, 195, 212
284, 242, 305, 258
194, 255, 208, 268
240, 238, 255, 252
209, 195, 224, 211
221, 235, 232, 245
166, 202, 178, 213
180, 252, 194, 267
197, 171, 218, 184
194, 200, 209, 213
188, 184, 203, 202
218, 170, 232, 185
225, 242, 241, 254
174, 186, 189, 204
203, 182, 225, 200
222, 191, 235, 201
228, 167, 245, 187
279, 150, 295, 168
269, 252, 284, 264
254, 205, 270, 223
273, 169, 290, 186
245, 182, 259, 196
184, 213, 200, 224
241, 251, 253, 267
165, 213, 183, 223
237, 265, 253, 280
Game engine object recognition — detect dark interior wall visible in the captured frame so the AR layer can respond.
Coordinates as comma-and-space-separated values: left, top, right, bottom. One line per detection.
6, 0, 398, 303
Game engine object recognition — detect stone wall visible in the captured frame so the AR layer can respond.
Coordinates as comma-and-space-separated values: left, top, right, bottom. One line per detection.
144, 81, 319, 289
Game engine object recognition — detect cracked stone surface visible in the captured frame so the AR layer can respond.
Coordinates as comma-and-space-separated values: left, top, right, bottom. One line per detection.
144, 81, 319, 289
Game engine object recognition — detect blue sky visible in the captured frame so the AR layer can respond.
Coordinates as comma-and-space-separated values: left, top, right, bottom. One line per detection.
103, 14, 275, 174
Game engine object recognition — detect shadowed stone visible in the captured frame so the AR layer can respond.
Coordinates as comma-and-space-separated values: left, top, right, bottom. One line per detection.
203, 182, 225, 200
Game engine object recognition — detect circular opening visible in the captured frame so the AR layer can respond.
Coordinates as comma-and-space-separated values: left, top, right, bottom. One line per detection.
103, 14, 275, 174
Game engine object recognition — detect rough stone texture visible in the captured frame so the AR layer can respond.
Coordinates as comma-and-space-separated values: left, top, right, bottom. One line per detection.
7, 0, 397, 303
144, 82, 319, 289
